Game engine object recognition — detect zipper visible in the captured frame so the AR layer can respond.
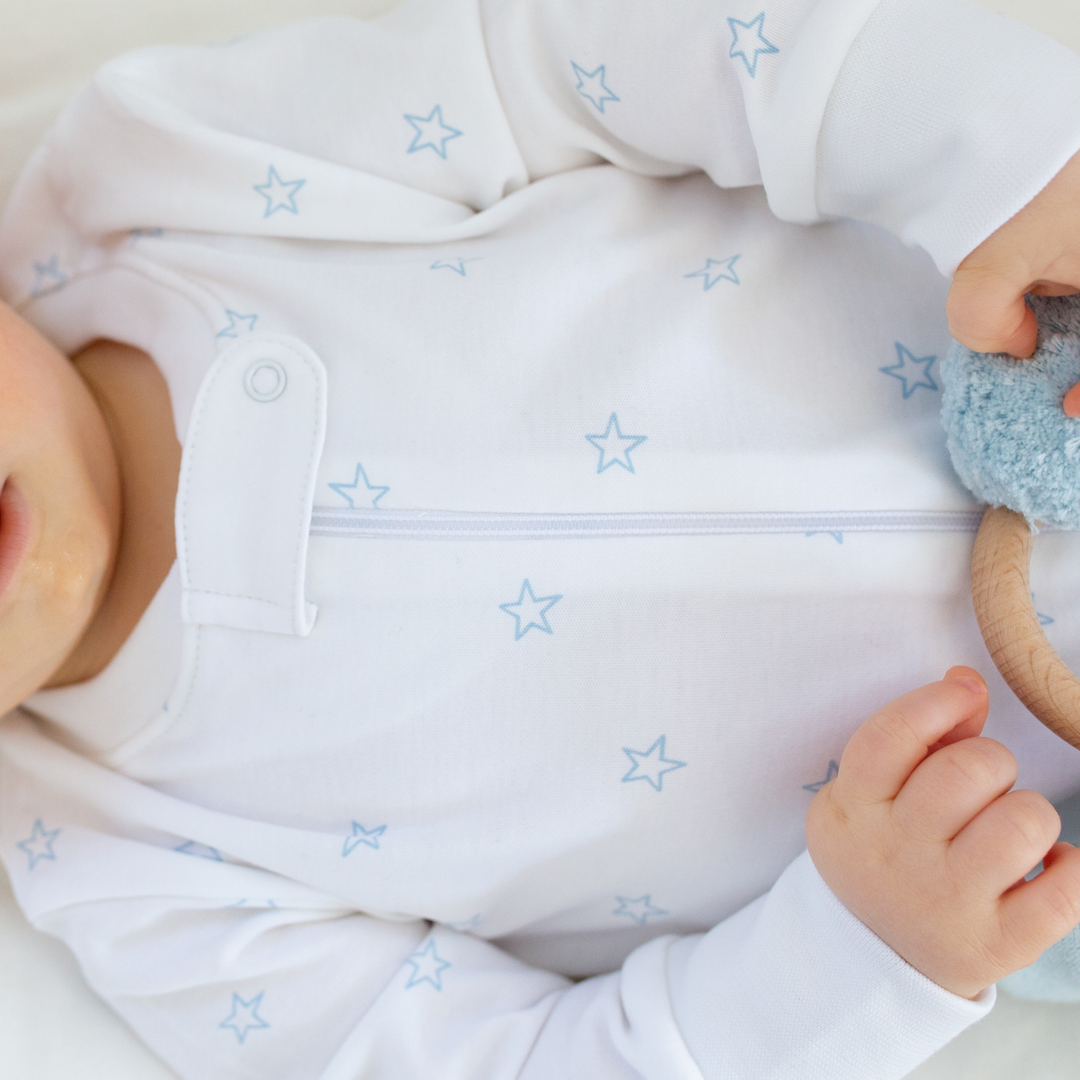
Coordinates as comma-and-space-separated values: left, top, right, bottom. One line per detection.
309, 507, 986, 540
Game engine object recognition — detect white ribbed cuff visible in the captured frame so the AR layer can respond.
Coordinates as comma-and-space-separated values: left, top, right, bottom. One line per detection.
667, 850, 994, 1080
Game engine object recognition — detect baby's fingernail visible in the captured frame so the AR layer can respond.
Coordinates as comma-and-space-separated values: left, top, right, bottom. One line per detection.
954, 677, 986, 695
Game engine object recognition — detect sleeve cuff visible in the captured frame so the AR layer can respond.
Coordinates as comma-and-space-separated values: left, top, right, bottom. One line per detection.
817, 0, 1080, 276
666, 850, 994, 1080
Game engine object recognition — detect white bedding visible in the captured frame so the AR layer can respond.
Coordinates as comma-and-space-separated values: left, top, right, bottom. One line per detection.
3, 1, 1080, 1077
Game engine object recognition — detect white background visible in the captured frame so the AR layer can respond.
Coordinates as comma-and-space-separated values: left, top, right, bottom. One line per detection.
2, 1, 1080, 1077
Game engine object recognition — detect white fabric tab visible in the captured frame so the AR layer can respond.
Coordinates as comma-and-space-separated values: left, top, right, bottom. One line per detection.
176, 335, 326, 635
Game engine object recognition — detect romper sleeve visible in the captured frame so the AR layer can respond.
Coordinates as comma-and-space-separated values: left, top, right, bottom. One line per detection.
479, 0, 1080, 275
9, 0, 1080, 284
1, 717, 990, 1080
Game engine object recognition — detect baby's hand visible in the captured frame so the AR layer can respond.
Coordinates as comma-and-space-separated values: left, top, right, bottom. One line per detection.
948, 149, 1080, 414
805, 667, 1080, 1000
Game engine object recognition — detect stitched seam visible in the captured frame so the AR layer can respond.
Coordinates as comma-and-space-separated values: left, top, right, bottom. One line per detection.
156, 624, 201, 747
186, 589, 289, 609
280, 342, 322, 628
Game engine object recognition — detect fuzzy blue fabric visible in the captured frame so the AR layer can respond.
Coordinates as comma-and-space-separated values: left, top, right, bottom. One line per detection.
941, 295, 1080, 528
1000, 924, 1080, 1001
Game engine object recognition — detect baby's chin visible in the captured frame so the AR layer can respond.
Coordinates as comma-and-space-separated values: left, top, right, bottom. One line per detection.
0, 312, 121, 705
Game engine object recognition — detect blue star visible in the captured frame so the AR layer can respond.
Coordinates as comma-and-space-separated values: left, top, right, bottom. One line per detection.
30, 256, 67, 298
685, 255, 741, 291
806, 531, 844, 544
621, 736, 687, 792
613, 895, 668, 925
253, 166, 306, 217
405, 106, 463, 159
128, 228, 164, 243
175, 840, 224, 861
343, 821, 387, 856
1033, 593, 1054, 626
728, 14, 779, 77
586, 413, 647, 474
216, 310, 259, 338
880, 343, 938, 398
17, 820, 61, 871
571, 62, 620, 113
219, 992, 270, 1043
803, 760, 839, 793
500, 580, 562, 639
431, 258, 482, 276
329, 463, 390, 509
405, 940, 451, 990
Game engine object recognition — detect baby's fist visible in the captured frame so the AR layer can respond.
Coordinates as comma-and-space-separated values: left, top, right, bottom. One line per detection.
806, 668, 1080, 999
948, 148, 1080, 415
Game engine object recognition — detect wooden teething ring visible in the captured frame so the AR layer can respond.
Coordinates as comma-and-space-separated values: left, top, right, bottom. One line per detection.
973, 505, 1080, 751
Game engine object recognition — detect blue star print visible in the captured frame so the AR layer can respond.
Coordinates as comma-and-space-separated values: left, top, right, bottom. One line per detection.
329, 464, 390, 509
254, 166, 306, 217
500, 580, 562, 639
431, 258, 482, 276
30, 256, 67, 298
1033, 594, 1054, 626
622, 736, 687, 792
129, 227, 164, 242
405, 106, 463, 159
586, 413, 647, 474
880, 343, 938, 398
343, 822, 387, 856
803, 760, 839, 793
685, 255, 741, 290
405, 940, 451, 990
219, 993, 270, 1043
728, 13, 779, 76
571, 62, 620, 112
613, 895, 669, 925
216, 310, 258, 338
806, 531, 843, 544
17, 820, 61, 870
175, 840, 224, 861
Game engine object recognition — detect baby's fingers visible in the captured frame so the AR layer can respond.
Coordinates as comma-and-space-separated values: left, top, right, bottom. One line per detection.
892, 736, 1016, 844
949, 789, 1061, 898
947, 266, 1039, 359
834, 669, 988, 807
999, 842, 1080, 961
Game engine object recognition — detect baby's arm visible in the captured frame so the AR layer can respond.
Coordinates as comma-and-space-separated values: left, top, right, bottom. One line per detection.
806, 667, 1080, 1000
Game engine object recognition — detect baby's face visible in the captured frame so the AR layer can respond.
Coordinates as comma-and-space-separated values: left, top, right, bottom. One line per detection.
0, 303, 119, 713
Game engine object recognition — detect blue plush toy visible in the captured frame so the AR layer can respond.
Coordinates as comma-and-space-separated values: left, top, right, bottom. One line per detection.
943, 294, 1080, 529
942, 293, 1080, 1001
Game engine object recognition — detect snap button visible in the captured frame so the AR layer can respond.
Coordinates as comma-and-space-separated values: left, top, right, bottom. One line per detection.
243, 359, 288, 402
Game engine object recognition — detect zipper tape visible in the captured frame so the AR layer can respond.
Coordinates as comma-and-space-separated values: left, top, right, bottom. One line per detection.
310, 508, 990, 540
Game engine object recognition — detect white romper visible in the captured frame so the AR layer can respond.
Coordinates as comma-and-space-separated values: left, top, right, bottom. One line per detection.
4, 1, 1080, 1077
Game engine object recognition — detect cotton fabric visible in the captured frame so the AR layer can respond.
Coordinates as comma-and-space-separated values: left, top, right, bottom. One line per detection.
3, 1, 1080, 1077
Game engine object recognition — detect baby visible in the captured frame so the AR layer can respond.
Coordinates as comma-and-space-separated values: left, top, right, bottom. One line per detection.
4, 0, 1080, 1077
